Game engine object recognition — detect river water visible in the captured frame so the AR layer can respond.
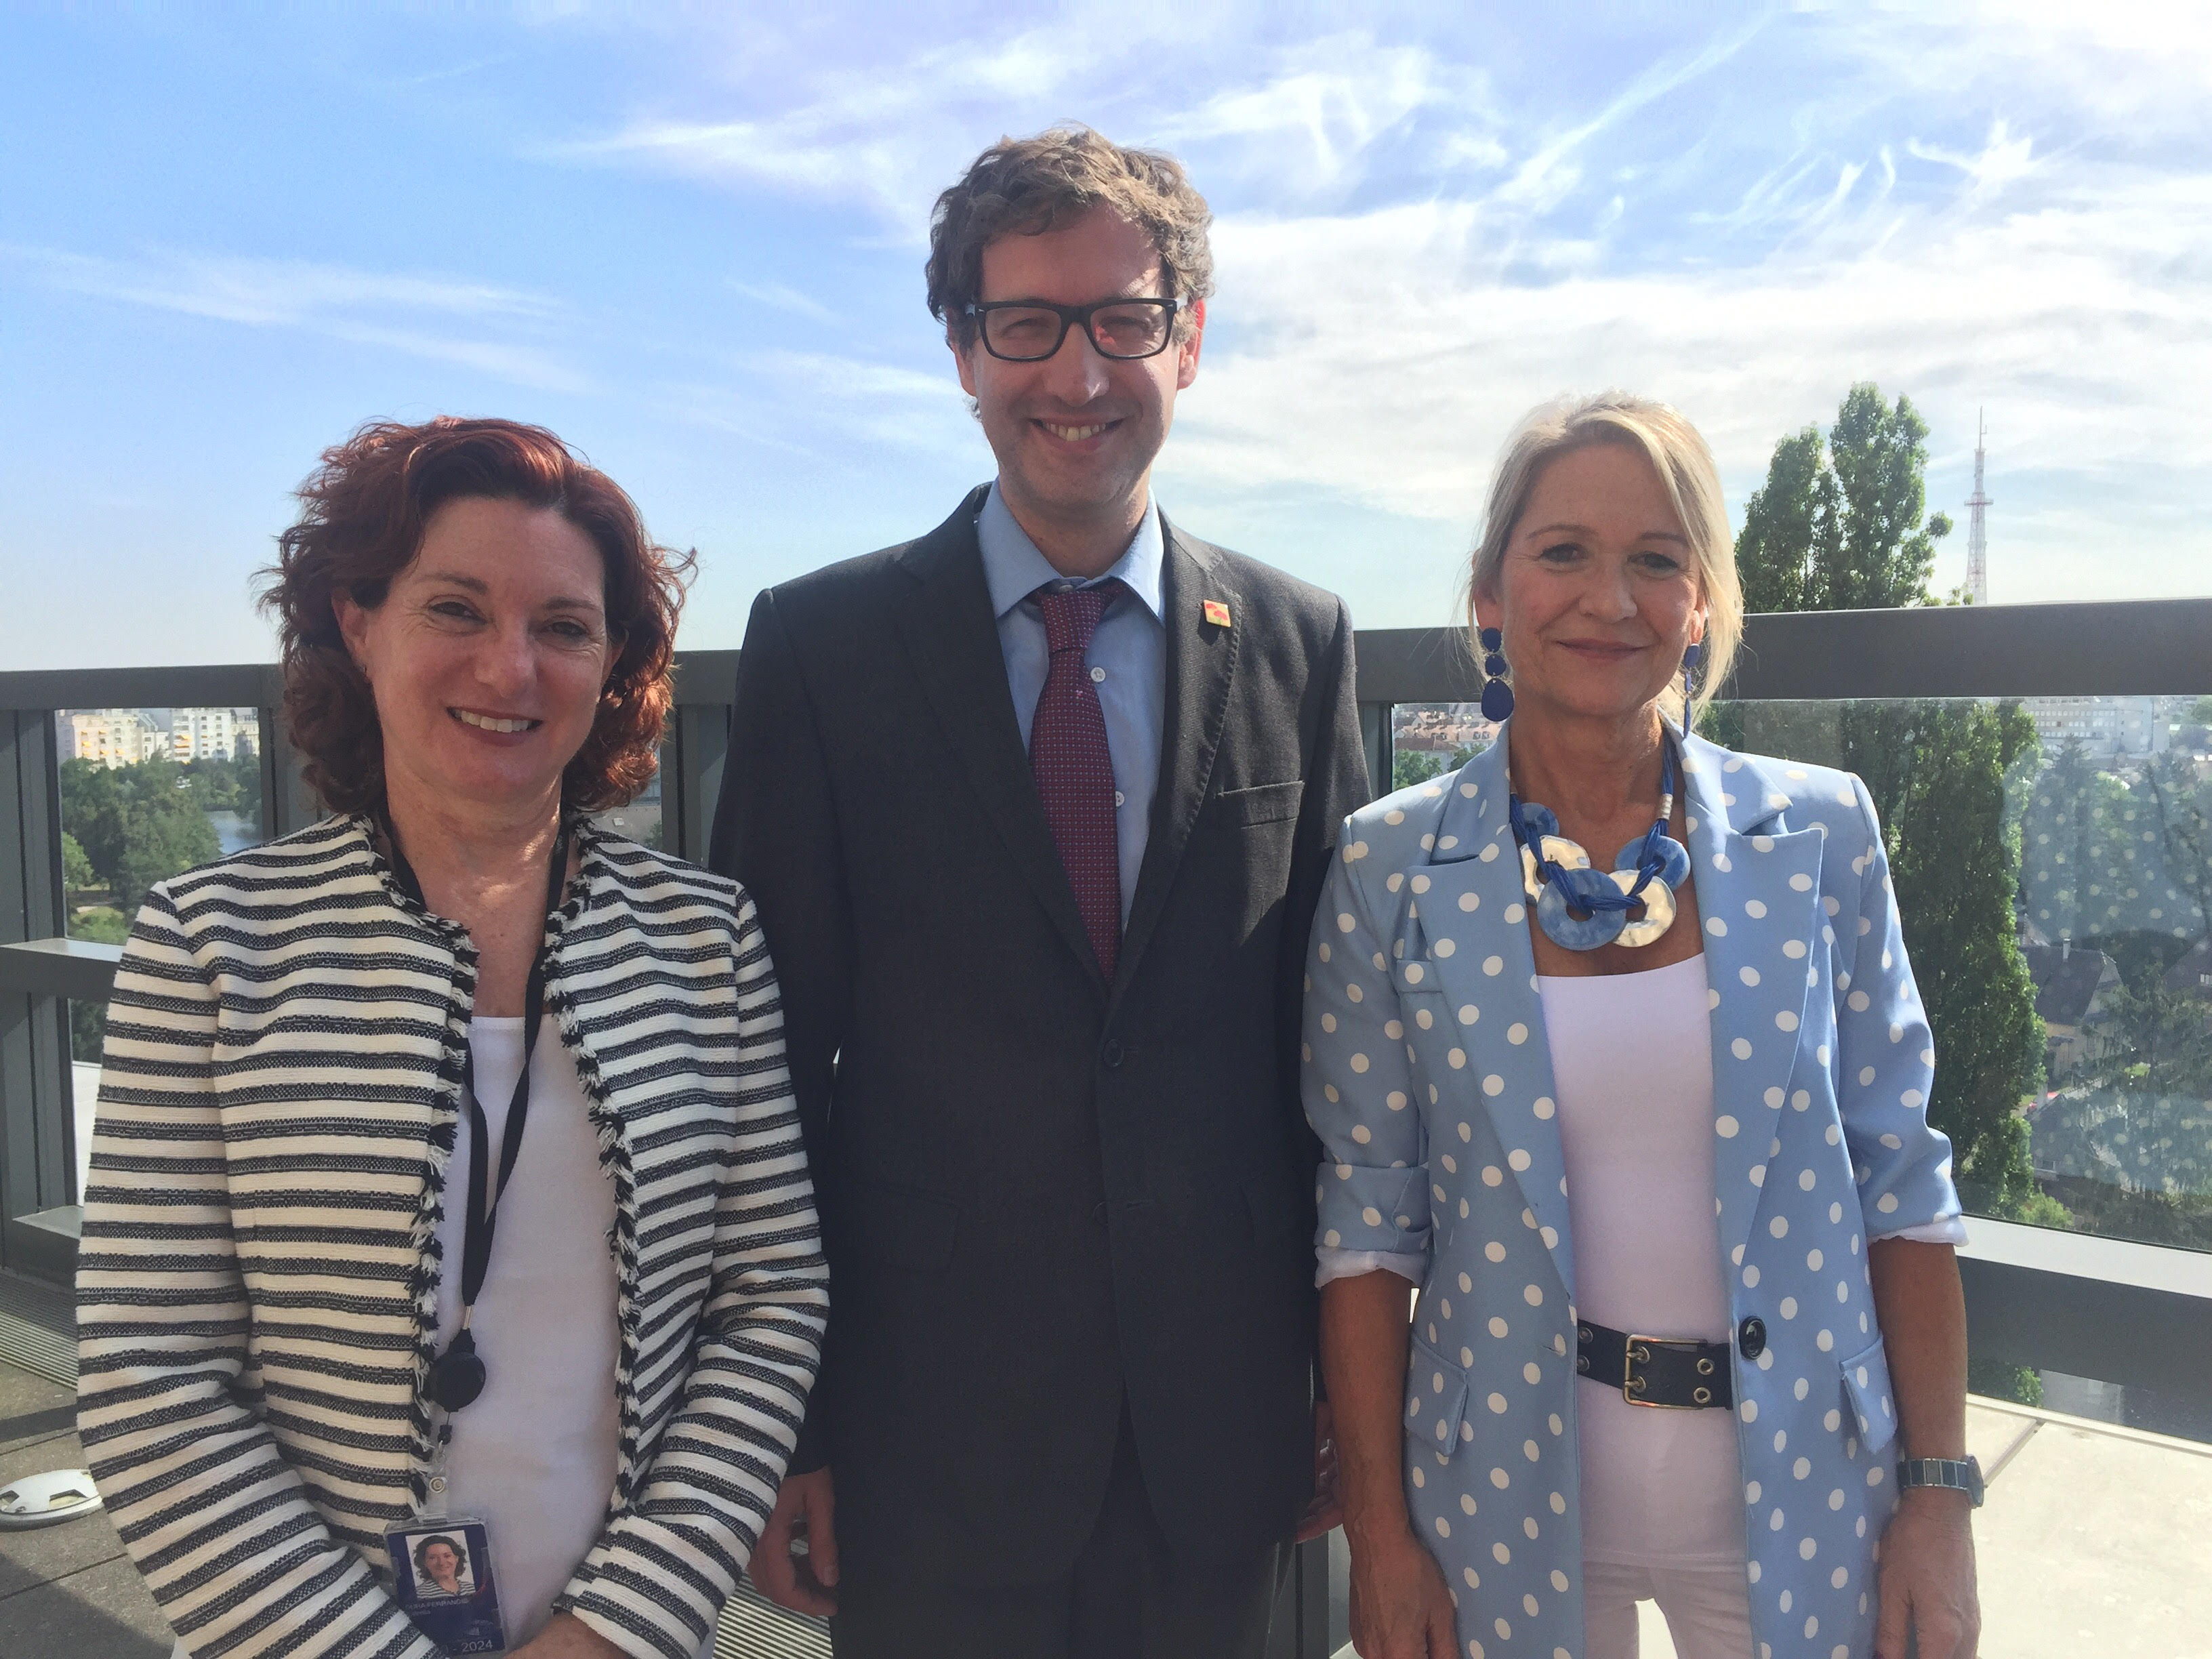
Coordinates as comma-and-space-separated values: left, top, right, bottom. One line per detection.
207, 808, 260, 857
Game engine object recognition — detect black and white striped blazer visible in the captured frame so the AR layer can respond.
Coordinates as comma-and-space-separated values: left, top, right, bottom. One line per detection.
75, 814, 827, 1659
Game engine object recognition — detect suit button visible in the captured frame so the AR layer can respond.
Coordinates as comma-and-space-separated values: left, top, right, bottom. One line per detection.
1738, 1316, 1767, 1359
1101, 1038, 1124, 1069
1091, 1202, 1108, 1227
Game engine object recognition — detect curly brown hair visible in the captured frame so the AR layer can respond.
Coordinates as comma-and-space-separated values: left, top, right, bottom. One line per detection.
926, 125, 1214, 349
260, 416, 693, 816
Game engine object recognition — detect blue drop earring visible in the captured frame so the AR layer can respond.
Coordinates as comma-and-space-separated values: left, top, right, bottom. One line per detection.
1681, 640, 1703, 703
1479, 627, 1515, 721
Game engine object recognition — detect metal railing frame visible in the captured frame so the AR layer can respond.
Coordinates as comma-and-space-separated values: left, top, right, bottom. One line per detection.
2, 598, 2209, 1648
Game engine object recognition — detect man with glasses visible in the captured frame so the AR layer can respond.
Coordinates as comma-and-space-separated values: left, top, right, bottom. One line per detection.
711, 125, 1365, 1658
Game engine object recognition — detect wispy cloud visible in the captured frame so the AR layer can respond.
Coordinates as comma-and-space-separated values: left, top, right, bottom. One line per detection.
1153, 36, 1473, 201
550, 29, 1090, 223
730, 280, 840, 325
1907, 119, 2035, 203
1, 245, 588, 391
1172, 157, 2212, 611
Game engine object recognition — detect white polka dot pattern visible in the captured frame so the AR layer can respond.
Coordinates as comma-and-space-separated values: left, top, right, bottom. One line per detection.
1302, 733, 1953, 1659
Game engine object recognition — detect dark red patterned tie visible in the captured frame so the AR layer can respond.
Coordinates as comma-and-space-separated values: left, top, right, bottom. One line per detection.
1029, 580, 1124, 978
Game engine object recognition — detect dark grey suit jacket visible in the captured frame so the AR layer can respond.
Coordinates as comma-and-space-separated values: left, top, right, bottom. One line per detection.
709, 485, 1366, 1586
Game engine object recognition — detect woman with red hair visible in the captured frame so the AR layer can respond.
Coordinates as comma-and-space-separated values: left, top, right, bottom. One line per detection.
77, 417, 827, 1659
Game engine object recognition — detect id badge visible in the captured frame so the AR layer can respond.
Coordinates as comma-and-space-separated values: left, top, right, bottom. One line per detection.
385, 1517, 508, 1655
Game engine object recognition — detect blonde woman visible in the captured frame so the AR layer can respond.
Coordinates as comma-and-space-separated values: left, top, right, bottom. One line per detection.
1307, 394, 1980, 1659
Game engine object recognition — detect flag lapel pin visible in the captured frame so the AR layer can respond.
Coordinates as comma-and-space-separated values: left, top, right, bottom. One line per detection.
1202, 599, 1232, 628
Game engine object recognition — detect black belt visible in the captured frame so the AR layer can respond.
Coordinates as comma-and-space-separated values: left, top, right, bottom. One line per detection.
1576, 1320, 1733, 1410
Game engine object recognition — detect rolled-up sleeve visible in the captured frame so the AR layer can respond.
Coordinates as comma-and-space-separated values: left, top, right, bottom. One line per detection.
1834, 777, 1963, 1240
1304, 844, 1432, 1265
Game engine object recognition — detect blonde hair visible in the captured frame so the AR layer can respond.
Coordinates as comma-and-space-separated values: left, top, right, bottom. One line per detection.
1467, 391, 1742, 725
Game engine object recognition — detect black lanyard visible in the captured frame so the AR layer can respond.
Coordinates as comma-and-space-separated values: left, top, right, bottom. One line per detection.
378, 810, 570, 1414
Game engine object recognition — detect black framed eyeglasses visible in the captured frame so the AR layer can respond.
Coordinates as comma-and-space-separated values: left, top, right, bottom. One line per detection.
963, 296, 1185, 362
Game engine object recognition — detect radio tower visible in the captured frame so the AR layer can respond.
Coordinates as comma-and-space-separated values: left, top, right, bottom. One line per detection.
1964, 410, 1991, 605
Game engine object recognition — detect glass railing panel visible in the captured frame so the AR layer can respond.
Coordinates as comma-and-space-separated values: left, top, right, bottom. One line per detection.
55, 707, 268, 1086
1387, 701, 1497, 792
1698, 696, 2212, 1261
55, 705, 268, 941
67, 1002, 101, 1204
587, 739, 667, 851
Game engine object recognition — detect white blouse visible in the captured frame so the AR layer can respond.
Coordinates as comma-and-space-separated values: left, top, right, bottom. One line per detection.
1315, 951, 1965, 1565
1540, 954, 1743, 1564
431, 1020, 623, 1649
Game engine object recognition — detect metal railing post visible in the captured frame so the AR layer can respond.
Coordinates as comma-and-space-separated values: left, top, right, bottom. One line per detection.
0, 710, 75, 1279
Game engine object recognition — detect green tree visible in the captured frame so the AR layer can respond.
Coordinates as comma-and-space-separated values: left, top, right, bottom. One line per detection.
62, 832, 98, 896
2139, 751, 2212, 949
1734, 384, 1953, 614
2020, 741, 2208, 947
1393, 749, 1447, 792
59, 756, 221, 914
68, 907, 133, 1064
1837, 701, 2049, 1209
1734, 428, 1836, 614
1733, 393, 2047, 1216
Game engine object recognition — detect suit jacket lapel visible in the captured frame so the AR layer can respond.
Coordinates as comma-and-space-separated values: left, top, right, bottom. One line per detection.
1114, 516, 1240, 997
1679, 736, 1825, 1271
893, 488, 1105, 992
1407, 733, 1579, 1300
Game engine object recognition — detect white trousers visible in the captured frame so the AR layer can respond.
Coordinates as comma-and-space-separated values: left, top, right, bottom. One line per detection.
1581, 1557, 1755, 1659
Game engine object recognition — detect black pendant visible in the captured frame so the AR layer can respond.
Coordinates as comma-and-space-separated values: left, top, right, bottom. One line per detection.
428, 1329, 486, 1412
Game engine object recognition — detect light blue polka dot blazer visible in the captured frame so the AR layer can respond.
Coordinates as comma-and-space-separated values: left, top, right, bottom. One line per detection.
1304, 726, 1963, 1659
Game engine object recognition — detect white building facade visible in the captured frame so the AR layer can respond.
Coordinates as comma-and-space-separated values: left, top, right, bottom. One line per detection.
60, 710, 165, 769
2023, 696, 2169, 759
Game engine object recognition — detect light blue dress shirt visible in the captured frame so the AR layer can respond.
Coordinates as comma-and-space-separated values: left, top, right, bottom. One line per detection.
976, 481, 1165, 926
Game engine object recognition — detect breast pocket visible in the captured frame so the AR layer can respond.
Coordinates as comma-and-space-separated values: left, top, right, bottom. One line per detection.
1214, 779, 1305, 827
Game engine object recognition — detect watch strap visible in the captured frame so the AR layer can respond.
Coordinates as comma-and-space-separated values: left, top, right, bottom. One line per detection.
1896, 1454, 1984, 1507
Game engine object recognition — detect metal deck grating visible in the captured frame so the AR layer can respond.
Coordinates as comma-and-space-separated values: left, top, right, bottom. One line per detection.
0, 1271, 75, 1387
716, 1578, 832, 1658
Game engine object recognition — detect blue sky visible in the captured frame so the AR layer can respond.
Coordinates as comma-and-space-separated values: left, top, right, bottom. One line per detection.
4, 3, 2207, 669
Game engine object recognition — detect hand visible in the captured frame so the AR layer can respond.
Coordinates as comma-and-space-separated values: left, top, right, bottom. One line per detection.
1875, 1488, 1980, 1659
751, 1465, 838, 1617
505, 1612, 626, 1658
1345, 1523, 1458, 1659
1296, 1400, 1345, 1543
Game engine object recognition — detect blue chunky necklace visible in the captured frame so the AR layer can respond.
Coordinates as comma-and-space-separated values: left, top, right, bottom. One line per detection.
1508, 737, 1692, 950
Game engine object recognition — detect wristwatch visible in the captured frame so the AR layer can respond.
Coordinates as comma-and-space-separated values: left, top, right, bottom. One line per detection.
1896, 1454, 1984, 1507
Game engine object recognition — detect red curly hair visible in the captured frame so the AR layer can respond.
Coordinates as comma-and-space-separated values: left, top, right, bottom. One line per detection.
260, 417, 693, 815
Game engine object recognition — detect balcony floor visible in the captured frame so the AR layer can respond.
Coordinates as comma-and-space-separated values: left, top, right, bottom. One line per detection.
1630, 1395, 2212, 1659
5, 1351, 2206, 1659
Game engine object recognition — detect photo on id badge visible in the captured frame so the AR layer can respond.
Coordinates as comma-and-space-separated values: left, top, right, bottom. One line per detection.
388, 1518, 506, 1654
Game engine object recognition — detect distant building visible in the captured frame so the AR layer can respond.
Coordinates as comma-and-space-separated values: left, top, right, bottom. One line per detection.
2022, 939, 2122, 1081
171, 707, 246, 762
60, 710, 165, 769
1393, 701, 1500, 758
2165, 937, 2212, 1017
2024, 697, 2169, 760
